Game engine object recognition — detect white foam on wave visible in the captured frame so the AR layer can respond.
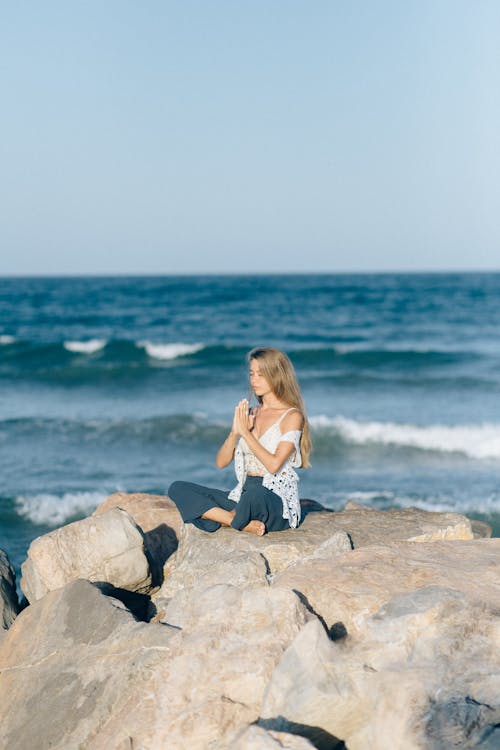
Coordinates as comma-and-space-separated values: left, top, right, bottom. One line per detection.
310, 414, 500, 460
64, 339, 107, 354
320, 489, 500, 515
15, 490, 107, 526
0, 334, 16, 344
138, 341, 205, 360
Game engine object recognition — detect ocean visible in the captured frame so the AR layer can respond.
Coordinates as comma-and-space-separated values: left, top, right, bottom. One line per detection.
1, 273, 499, 583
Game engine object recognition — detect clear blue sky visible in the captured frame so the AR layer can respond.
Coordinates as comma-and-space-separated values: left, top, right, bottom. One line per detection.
1, 1, 499, 275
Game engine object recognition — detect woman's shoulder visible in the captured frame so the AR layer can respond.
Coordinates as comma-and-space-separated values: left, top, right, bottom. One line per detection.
280, 408, 304, 432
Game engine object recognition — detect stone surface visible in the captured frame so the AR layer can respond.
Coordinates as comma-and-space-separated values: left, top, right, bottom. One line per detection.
20, 507, 152, 602
0, 549, 19, 629
228, 724, 316, 749
261, 578, 500, 750
0, 579, 176, 750
273, 538, 500, 636
94, 492, 182, 582
331, 506, 474, 545
0, 579, 310, 749
154, 515, 353, 603
156, 506, 474, 604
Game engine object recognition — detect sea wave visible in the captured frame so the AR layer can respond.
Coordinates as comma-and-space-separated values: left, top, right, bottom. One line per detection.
64, 339, 107, 354
309, 415, 500, 460
137, 341, 205, 360
15, 490, 108, 526
0, 334, 16, 345
321, 489, 500, 515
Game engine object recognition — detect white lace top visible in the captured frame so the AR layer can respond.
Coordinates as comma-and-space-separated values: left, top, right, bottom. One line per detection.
228, 408, 302, 528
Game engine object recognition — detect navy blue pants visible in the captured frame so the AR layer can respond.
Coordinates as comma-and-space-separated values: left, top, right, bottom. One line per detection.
168, 475, 290, 533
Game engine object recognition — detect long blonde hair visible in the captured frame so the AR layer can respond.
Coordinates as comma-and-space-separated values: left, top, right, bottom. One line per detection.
247, 347, 312, 468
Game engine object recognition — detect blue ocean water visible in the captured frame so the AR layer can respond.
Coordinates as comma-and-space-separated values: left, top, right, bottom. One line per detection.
1, 273, 499, 580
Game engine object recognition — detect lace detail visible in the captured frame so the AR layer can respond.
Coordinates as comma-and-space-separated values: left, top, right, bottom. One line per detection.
228, 409, 302, 528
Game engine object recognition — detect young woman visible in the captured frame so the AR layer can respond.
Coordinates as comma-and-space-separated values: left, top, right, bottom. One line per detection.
168, 347, 311, 536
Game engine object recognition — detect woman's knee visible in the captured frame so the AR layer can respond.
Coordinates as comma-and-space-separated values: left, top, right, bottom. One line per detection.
168, 480, 188, 500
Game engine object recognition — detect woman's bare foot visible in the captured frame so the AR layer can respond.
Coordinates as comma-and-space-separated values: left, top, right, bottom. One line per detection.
242, 520, 265, 536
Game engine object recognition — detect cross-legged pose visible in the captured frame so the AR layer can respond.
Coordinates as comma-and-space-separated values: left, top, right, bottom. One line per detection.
168, 347, 312, 536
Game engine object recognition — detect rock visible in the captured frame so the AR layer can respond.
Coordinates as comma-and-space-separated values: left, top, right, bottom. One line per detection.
330, 506, 474, 545
154, 516, 353, 603
0, 579, 177, 750
20, 507, 152, 603
154, 549, 270, 629
470, 518, 493, 538
156, 506, 474, 606
93, 492, 182, 582
273, 538, 500, 636
0, 578, 311, 749
228, 724, 317, 748
0, 548, 19, 629
261, 577, 500, 750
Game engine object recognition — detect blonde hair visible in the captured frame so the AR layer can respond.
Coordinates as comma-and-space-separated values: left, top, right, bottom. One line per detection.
247, 347, 312, 468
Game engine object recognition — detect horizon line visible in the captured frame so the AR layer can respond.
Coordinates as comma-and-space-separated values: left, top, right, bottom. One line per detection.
2, 268, 500, 279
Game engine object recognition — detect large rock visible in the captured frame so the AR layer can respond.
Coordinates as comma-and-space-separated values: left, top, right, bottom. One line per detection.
273, 538, 500, 636
333, 505, 474, 545
0, 579, 177, 749
93, 492, 182, 582
154, 516, 353, 603
20, 507, 152, 603
0, 579, 311, 749
260, 577, 500, 749
154, 505, 474, 604
0, 549, 19, 629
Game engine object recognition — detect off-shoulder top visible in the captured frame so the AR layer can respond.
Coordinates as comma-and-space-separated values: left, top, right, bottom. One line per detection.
228, 408, 302, 528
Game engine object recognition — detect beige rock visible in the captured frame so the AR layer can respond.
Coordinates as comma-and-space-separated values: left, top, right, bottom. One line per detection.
20, 507, 152, 603
332, 506, 474, 545
0, 549, 19, 630
228, 724, 316, 748
0, 579, 177, 750
274, 538, 500, 636
155, 550, 270, 629
261, 581, 500, 750
94, 492, 182, 581
0, 578, 310, 750
157, 506, 473, 602
156, 514, 353, 603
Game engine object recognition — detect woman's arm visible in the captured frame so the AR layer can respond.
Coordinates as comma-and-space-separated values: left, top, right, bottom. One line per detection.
235, 406, 303, 475
215, 430, 238, 468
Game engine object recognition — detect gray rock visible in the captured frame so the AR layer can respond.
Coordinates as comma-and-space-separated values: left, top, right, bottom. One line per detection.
20, 507, 152, 602
228, 724, 317, 748
0, 578, 310, 749
93, 492, 183, 583
155, 514, 353, 603
0, 548, 19, 630
273, 538, 500, 636
261, 578, 500, 750
331, 506, 474, 545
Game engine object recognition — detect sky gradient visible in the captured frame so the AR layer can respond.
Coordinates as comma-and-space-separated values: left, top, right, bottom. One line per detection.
1, 1, 499, 275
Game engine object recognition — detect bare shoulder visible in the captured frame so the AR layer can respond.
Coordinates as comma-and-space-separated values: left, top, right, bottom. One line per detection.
281, 408, 304, 432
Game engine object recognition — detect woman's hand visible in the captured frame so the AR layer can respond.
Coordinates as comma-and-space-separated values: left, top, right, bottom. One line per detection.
232, 399, 254, 437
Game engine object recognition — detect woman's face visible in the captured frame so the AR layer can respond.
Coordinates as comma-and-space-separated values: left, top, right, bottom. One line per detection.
249, 359, 273, 398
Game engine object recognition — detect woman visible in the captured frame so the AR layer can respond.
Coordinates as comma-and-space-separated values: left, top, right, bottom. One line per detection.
168, 347, 311, 536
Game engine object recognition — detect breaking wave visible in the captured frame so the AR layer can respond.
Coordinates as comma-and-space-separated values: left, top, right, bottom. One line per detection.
310, 415, 500, 460
14, 490, 108, 526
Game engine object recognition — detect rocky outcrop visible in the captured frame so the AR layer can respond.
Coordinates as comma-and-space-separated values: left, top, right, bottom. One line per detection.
93, 492, 182, 582
0, 549, 19, 630
273, 538, 500, 636
0, 579, 310, 749
2, 500, 498, 749
20, 507, 152, 603
261, 568, 500, 749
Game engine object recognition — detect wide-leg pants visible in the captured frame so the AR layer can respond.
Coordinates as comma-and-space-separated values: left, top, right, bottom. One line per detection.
168, 475, 290, 533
